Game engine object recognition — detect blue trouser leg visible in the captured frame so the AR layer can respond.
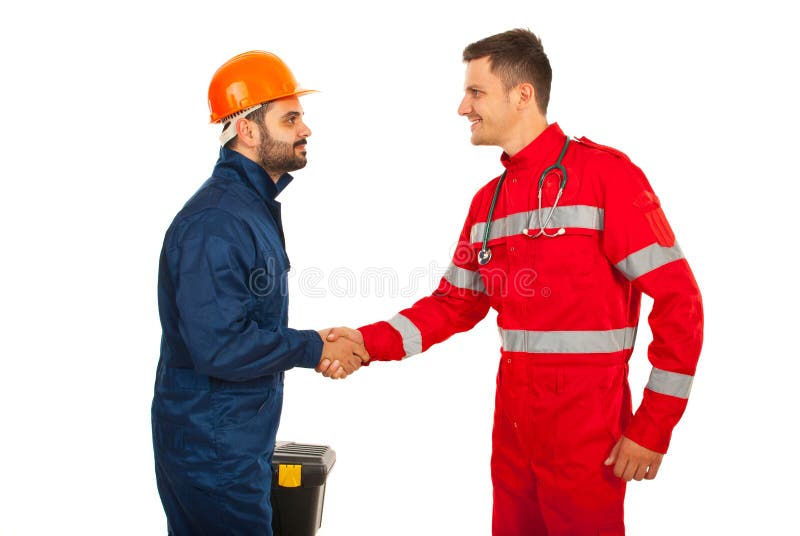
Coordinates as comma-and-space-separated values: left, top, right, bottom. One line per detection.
154, 450, 273, 536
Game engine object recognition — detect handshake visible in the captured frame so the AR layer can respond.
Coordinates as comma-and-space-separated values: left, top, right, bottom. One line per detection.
315, 327, 368, 379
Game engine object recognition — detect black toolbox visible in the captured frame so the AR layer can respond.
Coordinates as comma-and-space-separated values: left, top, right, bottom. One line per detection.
271, 441, 336, 536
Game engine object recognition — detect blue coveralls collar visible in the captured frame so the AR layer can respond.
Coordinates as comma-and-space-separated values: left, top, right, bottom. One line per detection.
215, 146, 294, 201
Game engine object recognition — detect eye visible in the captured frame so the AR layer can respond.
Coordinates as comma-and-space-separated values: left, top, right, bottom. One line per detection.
471, 89, 481, 97
287, 117, 296, 125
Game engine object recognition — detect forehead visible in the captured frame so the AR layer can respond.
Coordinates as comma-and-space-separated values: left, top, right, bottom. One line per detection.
266, 95, 304, 117
464, 57, 503, 88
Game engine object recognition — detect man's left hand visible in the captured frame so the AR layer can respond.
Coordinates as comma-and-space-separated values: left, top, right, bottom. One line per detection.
604, 436, 663, 481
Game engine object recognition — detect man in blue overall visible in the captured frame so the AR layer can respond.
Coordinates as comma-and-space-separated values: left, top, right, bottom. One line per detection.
151, 51, 369, 535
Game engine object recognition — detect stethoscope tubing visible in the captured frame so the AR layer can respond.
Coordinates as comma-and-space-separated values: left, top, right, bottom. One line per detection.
478, 137, 571, 265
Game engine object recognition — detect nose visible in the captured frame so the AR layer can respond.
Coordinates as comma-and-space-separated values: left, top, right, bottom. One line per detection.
299, 119, 311, 138
457, 95, 471, 116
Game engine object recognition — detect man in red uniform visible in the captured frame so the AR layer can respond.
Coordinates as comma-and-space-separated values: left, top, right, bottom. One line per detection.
326, 29, 703, 535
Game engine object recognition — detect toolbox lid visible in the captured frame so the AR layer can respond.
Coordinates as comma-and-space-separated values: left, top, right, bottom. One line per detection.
272, 441, 336, 488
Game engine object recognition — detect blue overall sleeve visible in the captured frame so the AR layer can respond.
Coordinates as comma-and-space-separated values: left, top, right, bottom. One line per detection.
173, 208, 322, 381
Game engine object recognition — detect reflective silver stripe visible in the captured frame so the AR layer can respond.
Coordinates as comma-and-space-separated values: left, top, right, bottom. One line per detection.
443, 263, 486, 294
470, 211, 528, 244
388, 314, 422, 358
646, 367, 693, 399
470, 205, 604, 244
615, 242, 684, 281
500, 327, 637, 354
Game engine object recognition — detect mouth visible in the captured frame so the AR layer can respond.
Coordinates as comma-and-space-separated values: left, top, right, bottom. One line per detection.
293, 139, 308, 149
469, 118, 481, 132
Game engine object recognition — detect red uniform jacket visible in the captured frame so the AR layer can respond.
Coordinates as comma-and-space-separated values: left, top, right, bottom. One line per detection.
359, 123, 703, 453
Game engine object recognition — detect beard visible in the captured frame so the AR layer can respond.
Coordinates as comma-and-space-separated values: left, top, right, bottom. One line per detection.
256, 124, 307, 174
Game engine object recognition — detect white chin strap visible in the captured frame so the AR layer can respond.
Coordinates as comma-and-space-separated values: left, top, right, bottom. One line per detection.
219, 103, 263, 146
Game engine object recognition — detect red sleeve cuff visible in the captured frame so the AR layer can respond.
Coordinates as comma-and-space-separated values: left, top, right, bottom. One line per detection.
624, 390, 688, 454
359, 321, 406, 364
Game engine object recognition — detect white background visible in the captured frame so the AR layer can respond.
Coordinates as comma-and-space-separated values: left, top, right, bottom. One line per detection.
2, 1, 798, 534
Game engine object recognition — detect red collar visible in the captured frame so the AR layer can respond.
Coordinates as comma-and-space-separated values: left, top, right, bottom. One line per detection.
500, 123, 567, 172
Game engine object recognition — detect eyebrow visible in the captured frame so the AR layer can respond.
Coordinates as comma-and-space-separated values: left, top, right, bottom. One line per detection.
282, 111, 302, 120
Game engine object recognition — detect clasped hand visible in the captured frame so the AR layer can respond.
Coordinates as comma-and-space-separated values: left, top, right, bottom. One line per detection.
315, 327, 368, 379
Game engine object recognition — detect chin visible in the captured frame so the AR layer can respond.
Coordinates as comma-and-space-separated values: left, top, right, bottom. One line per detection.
470, 134, 491, 146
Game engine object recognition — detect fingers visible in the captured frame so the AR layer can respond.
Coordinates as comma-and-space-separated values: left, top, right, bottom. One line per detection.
621, 460, 649, 481
645, 458, 661, 480
339, 353, 362, 374
614, 457, 631, 480
319, 359, 341, 378
316, 331, 370, 380
350, 342, 370, 363
607, 436, 664, 482
330, 337, 370, 364
326, 326, 365, 345
316, 351, 360, 380
319, 360, 348, 379
337, 334, 370, 363
325, 328, 341, 342
604, 439, 620, 466
632, 463, 648, 482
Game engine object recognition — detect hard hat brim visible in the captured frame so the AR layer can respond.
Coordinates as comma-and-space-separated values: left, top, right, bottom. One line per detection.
210, 88, 319, 124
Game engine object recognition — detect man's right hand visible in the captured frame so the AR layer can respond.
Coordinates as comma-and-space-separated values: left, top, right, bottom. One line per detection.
316, 329, 369, 379
325, 326, 365, 346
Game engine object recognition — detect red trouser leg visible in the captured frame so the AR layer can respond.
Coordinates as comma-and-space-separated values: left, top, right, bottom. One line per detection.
492, 406, 548, 535
492, 356, 631, 536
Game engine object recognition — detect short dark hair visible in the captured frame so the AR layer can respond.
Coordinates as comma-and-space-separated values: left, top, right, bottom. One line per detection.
463, 28, 552, 114
223, 102, 271, 149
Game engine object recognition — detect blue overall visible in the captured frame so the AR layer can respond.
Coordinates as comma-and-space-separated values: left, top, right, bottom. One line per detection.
152, 147, 323, 535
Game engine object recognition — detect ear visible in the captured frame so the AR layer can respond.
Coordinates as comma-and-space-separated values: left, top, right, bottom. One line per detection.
235, 117, 259, 148
516, 82, 536, 110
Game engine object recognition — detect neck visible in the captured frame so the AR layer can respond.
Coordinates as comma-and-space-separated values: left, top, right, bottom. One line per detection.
231, 145, 283, 183
262, 167, 284, 184
502, 115, 549, 157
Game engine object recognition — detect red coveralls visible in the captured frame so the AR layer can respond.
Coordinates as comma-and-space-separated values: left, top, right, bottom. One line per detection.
359, 123, 703, 535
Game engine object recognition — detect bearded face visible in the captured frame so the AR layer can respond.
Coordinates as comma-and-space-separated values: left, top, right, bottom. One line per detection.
256, 122, 308, 174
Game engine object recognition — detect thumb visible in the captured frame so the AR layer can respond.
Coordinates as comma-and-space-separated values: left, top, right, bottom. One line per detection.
326, 328, 340, 341
604, 440, 621, 466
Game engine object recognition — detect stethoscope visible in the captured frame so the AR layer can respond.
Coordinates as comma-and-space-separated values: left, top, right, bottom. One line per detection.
477, 137, 571, 265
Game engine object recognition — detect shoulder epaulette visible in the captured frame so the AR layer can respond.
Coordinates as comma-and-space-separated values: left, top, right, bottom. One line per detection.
574, 136, 631, 162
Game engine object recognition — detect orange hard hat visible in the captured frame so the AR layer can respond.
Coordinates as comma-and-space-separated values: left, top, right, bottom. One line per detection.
207, 51, 316, 123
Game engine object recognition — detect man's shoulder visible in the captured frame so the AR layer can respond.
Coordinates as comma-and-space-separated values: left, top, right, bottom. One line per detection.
175, 177, 263, 226
570, 136, 651, 194
571, 136, 634, 164
165, 179, 260, 245
186, 176, 261, 212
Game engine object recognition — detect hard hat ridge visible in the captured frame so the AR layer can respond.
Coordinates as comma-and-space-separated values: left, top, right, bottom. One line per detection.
207, 50, 316, 124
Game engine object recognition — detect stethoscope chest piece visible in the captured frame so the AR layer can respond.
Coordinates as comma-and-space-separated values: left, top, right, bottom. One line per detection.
478, 248, 492, 265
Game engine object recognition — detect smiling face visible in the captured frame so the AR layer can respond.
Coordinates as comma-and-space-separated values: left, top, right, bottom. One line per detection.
457, 57, 518, 149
